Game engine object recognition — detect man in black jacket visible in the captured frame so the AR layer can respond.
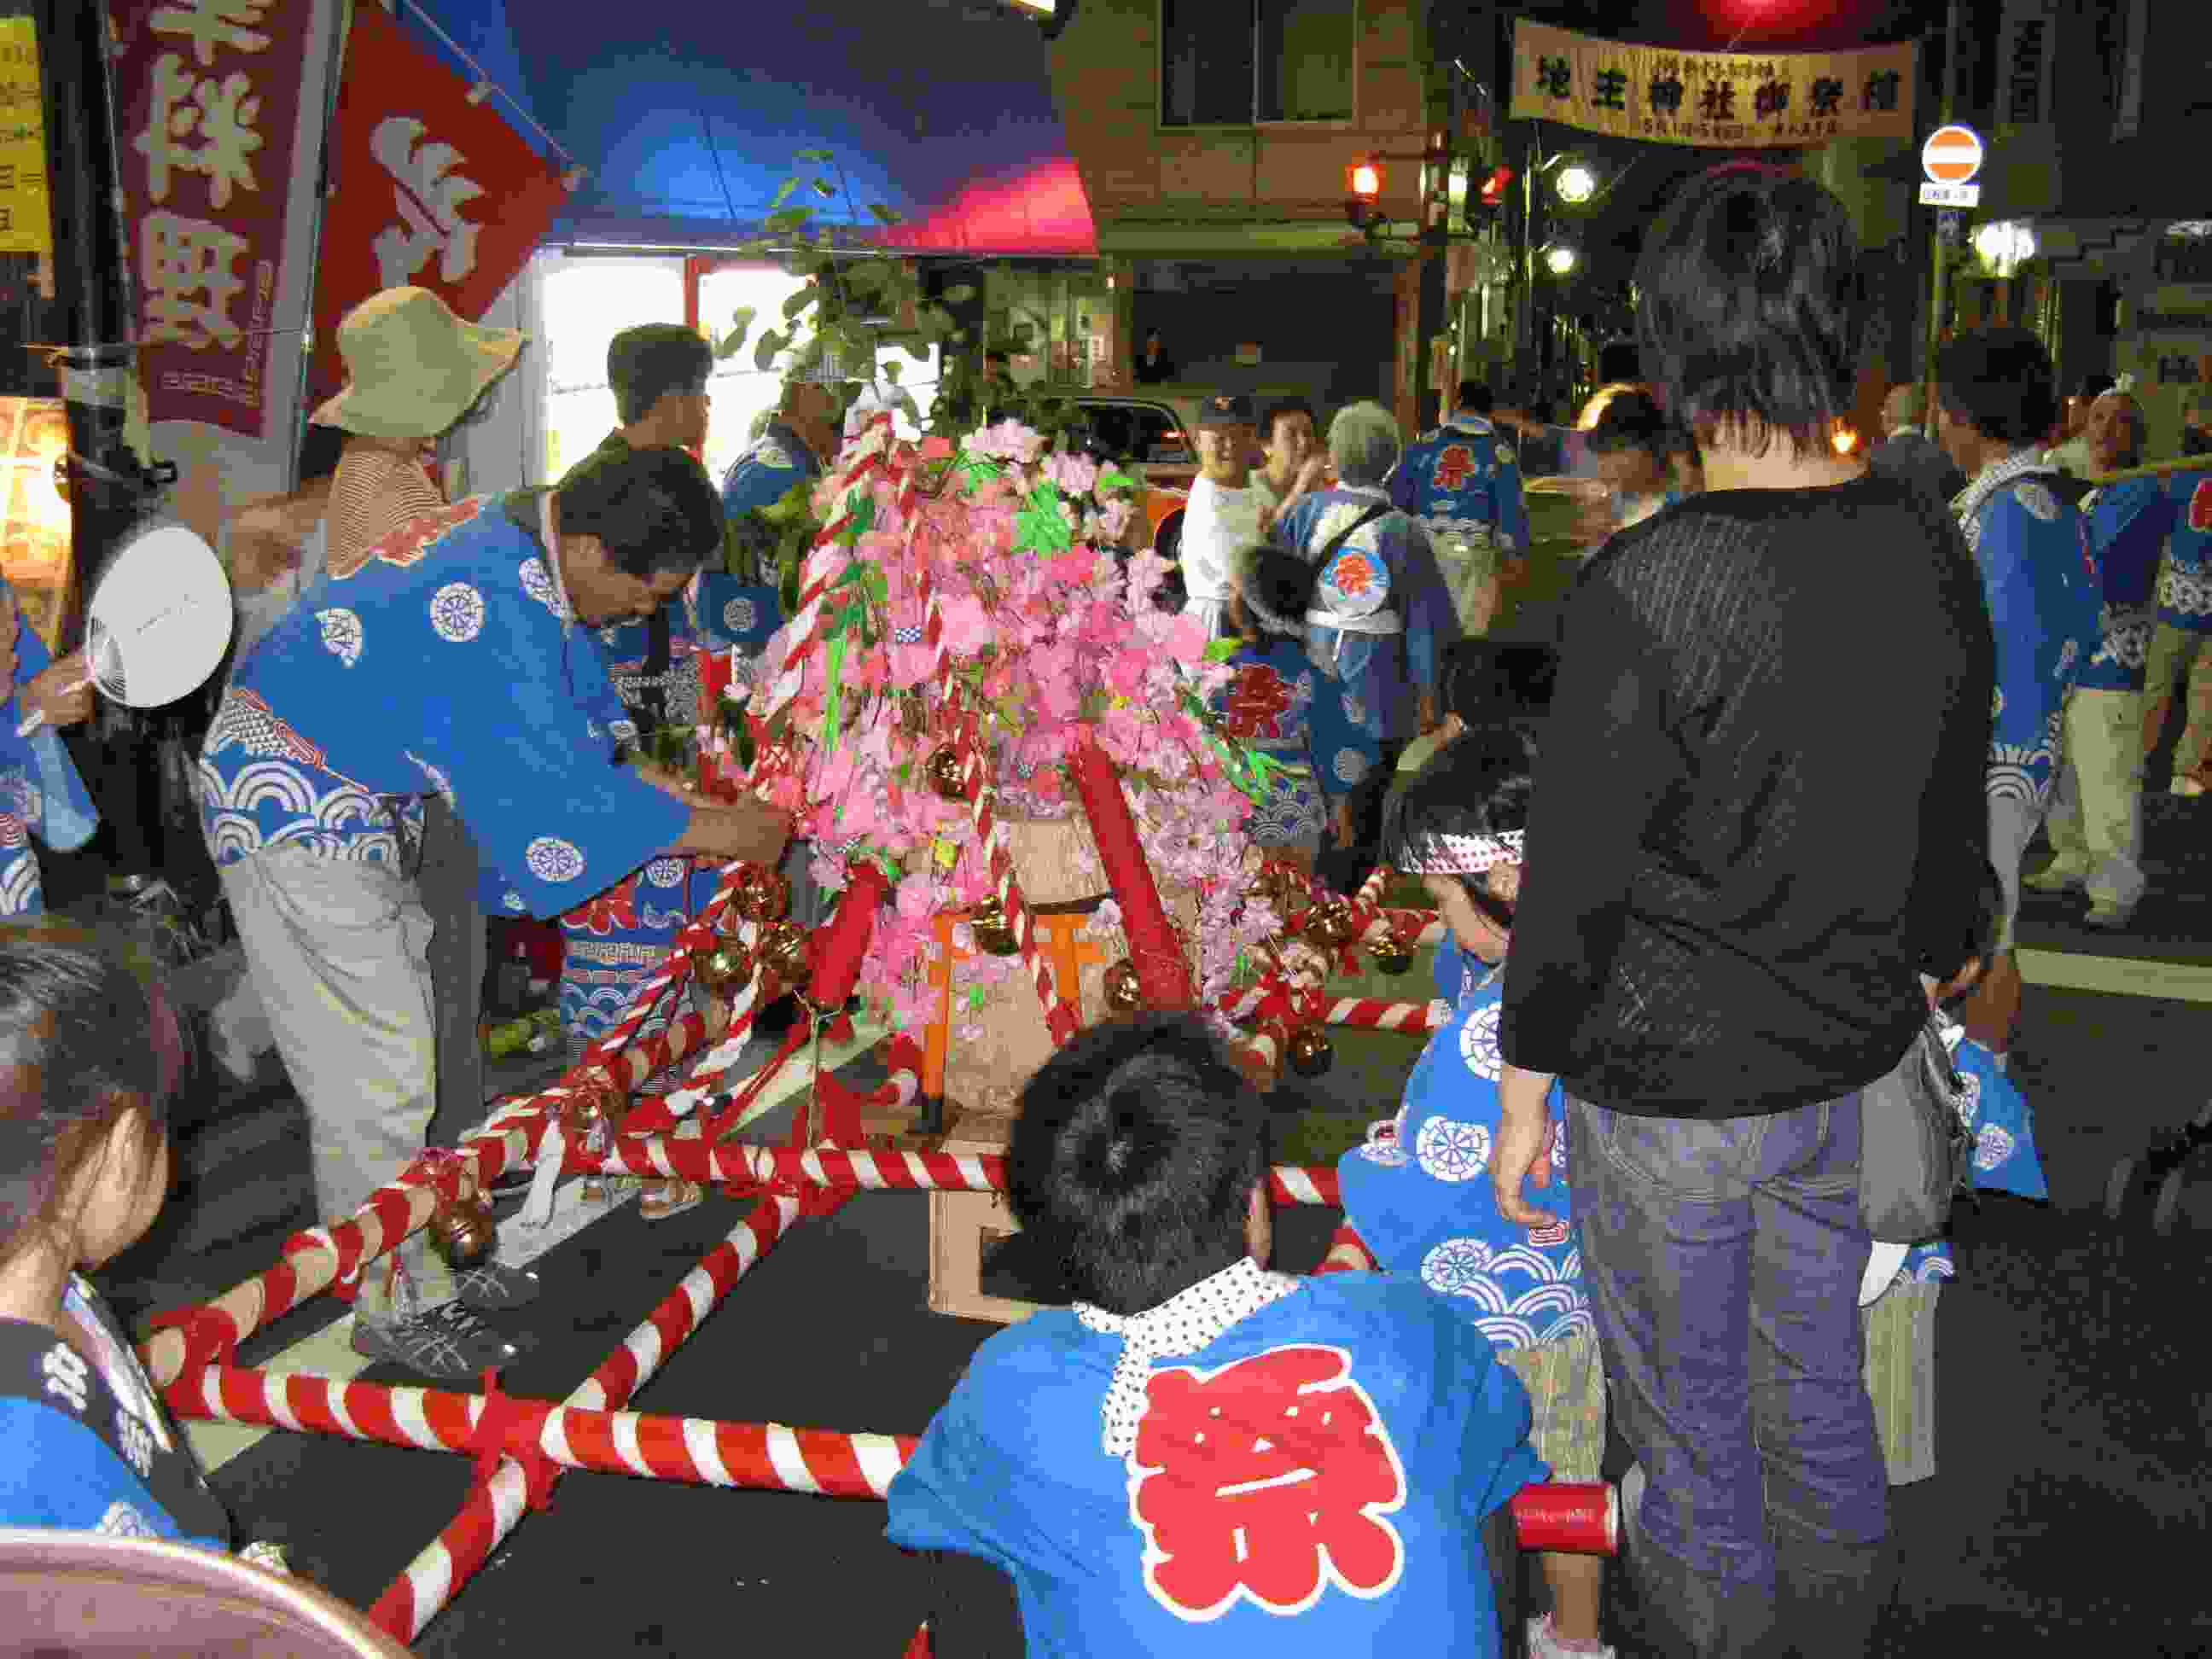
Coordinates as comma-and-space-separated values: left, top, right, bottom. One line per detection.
1869, 381, 1966, 506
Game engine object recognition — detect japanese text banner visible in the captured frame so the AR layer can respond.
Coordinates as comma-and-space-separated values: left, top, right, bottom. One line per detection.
1511, 22, 1917, 149
309, 1, 569, 405
111, 0, 323, 439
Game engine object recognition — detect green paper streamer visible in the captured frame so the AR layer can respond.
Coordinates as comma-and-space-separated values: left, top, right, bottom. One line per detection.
823, 631, 849, 755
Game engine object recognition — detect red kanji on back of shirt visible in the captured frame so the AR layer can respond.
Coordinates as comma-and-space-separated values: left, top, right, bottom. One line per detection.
1433, 445, 1477, 493
1128, 1344, 1407, 1621
2190, 478, 2212, 535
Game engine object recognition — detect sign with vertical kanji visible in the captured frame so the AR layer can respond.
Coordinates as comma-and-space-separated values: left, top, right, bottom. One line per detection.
1510, 20, 1917, 148
306, 1, 569, 405
0, 20, 51, 255
109, 0, 321, 439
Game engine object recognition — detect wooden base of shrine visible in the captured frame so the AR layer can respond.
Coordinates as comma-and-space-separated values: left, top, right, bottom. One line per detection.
926, 1105, 1045, 1326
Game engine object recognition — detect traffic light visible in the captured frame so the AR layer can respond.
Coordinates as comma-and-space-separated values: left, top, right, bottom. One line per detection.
1462, 163, 1513, 231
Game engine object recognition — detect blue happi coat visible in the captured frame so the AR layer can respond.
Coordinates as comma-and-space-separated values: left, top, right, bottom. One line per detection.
721, 420, 824, 521
1883, 1026, 2050, 1289
1953, 453, 2099, 808
1391, 413, 1530, 555
1215, 638, 1381, 849
197, 493, 688, 920
2076, 476, 2173, 693
1273, 486, 1456, 748
888, 1274, 1542, 1656
2158, 473, 2212, 634
0, 579, 97, 916
1337, 941, 1586, 1353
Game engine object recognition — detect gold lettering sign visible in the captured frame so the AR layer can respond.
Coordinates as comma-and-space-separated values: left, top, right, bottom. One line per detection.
1511, 20, 1918, 149
0, 19, 49, 255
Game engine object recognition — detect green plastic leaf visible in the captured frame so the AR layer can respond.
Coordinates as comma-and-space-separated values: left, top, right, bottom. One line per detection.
767, 177, 802, 212
811, 178, 836, 199
1203, 639, 1242, 663
880, 358, 902, 384
944, 284, 977, 305
765, 207, 811, 233
795, 147, 834, 164
868, 203, 900, 224
1014, 481, 1073, 557
754, 329, 787, 372
781, 287, 816, 318
1097, 467, 1138, 492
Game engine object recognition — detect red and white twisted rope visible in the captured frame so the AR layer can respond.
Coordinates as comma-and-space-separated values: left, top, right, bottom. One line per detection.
955, 707, 1076, 1045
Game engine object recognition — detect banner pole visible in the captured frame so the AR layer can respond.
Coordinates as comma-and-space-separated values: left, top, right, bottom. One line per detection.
1919, 0, 1961, 445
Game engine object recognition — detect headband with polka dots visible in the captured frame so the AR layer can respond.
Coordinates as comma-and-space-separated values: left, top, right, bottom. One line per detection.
1398, 830, 1524, 876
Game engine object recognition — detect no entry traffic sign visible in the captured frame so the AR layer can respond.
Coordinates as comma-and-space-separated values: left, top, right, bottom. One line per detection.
1919, 123, 1985, 207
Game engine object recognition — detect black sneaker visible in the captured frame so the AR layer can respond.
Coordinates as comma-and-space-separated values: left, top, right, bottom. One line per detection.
350, 1303, 528, 1381
452, 1260, 541, 1311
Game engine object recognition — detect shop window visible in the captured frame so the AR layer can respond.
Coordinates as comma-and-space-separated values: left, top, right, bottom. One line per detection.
1160, 0, 1354, 129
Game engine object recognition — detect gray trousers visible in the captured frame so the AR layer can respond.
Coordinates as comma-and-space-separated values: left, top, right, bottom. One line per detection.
416, 796, 486, 1149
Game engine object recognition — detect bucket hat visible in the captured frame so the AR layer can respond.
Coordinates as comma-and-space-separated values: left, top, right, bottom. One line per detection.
311, 287, 525, 439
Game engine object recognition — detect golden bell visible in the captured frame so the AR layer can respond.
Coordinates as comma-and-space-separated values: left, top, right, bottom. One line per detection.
559, 1081, 621, 1142
1369, 935, 1415, 975
731, 863, 789, 926
1303, 899, 1358, 950
691, 941, 754, 991
1103, 958, 1144, 1013
759, 919, 812, 984
1286, 1023, 1335, 1079
924, 745, 969, 802
968, 896, 1022, 958
430, 1199, 498, 1269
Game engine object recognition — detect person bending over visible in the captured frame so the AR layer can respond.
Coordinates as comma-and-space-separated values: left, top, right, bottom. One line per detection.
887, 1011, 1545, 1656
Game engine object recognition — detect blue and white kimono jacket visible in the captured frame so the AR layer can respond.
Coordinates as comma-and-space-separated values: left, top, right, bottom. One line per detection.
1273, 486, 1456, 749
2077, 476, 2173, 693
1215, 638, 1381, 851
1337, 941, 1587, 1353
0, 579, 97, 917
1391, 413, 1531, 556
721, 419, 824, 523
1953, 453, 2100, 809
197, 493, 688, 921
2157, 473, 2212, 635
552, 572, 783, 1042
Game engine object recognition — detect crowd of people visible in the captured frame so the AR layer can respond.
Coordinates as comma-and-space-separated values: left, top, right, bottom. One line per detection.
0, 153, 2197, 1658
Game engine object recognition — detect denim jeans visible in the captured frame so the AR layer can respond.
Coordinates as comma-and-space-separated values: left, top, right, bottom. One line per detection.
1569, 1091, 1895, 1659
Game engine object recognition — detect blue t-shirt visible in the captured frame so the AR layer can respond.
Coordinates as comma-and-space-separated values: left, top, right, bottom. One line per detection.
887, 1275, 1544, 1657
2158, 473, 2212, 633
0, 577, 97, 917
199, 493, 687, 920
1392, 416, 1531, 555
1337, 941, 1587, 1351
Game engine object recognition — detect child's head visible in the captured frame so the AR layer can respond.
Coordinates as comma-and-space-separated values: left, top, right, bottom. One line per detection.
1383, 719, 1539, 963
1006, 1012, 1272, 1317
1585, 387, 1674, 498
1233, 542, 1319, 641
1436, 640, 1559, 742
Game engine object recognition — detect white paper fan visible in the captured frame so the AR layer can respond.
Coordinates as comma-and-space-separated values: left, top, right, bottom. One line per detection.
16, 522, 232, 736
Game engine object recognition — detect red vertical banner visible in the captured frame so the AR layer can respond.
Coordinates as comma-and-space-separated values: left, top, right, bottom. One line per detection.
308, 1, 570, 404
109, 0, 323, 439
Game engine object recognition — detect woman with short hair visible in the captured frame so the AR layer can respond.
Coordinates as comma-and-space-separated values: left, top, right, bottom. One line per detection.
1494, 163, 1996, 1659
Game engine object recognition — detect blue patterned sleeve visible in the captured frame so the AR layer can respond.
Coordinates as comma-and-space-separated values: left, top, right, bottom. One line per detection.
1393, 519, 1457, 697
419, 602, 689, 920
1389, 444, 1423, 515
1490, 440, 1530, 554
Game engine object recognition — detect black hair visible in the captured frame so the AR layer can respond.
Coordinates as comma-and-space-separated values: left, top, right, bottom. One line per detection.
554, 445, 724, 580
1584, 387, 1674, 469
0, 925, 185, 1272
297, 423, 345, 486
1634, 161, 1870, 458
1438, 640, 1558, 725
1454, 381, 1494, 415
1934, 328, 2059, 446
1382, 719, 1540, 928
1005, 1012, 1269, 1315
1234, 542, 1317, 637
1260, 397, 1316, 445
608, 324, 714, 427
1597, 339, 1643, 386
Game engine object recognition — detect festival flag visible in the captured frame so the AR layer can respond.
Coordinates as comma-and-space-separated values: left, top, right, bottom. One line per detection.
308, 0, 568, 405
110, 0, 330, 439
1511, 21, 1917, 150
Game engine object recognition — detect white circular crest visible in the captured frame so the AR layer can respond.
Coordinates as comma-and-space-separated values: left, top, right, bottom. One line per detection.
646, 857, 686, 887
1332, 748, 1369, 785
2016, 481, 2059, 522
1420, 1236, 1494, 1296
2055, 639, 2078, 680
525, 835, 585, 882
1415, 1113, 1492, 1182
1992, 686, 2005, 719
1973, 1123, 2016, 1172
724, 596, 759, 635
430, 581, 486, 643
1955, 1068, 1982, 1128
503, 891, 527, 912
316, 608, 363, 667
1458, 1001, 1505, 1081
1497, 443, 1517, 469
609, 719, 638, 743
